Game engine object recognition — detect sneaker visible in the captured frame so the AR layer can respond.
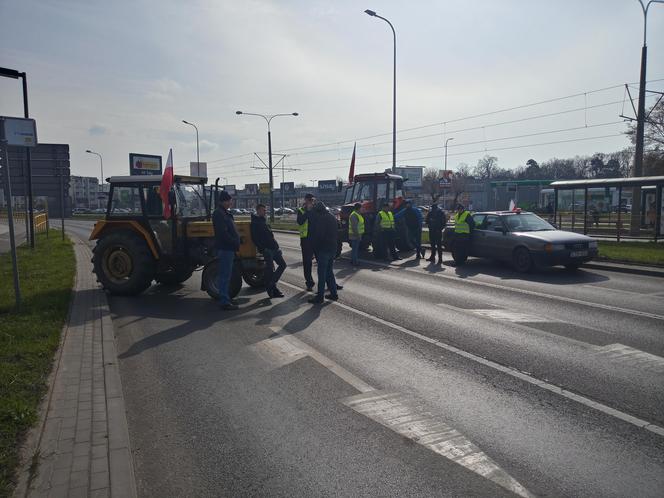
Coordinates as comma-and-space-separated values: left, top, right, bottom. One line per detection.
306, 284, 314, 292
336, 284, 343, 290
325, 293, 338, 301
271, 288, 285, 298
308, 296, 324, 304
219, 303, 239, 311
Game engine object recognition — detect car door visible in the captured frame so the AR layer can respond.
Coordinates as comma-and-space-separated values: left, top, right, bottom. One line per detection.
475, 215, 509, 260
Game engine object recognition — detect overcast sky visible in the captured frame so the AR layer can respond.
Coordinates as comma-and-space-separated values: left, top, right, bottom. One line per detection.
1, 0, 663, 187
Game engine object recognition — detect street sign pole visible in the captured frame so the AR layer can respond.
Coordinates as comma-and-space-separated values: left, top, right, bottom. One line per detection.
1, 133, 21, 308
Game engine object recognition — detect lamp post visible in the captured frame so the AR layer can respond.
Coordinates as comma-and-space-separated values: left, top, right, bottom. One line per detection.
0, 66, 35, 248
444, 137, 454, 171
235, 111, 298, 221
182, 120, 200, 173
365, 9, 397, 173
85, 150, 104, 209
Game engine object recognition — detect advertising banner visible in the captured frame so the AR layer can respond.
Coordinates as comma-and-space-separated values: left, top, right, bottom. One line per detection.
438, 170, 453, 188
129, 153, 162, 176
245, 184, 258, 195
259, 183, 271, 194
190, 161, 207, 177
0, 116, 38, 147
394, 166, 423, 188
318, 179, 337, 191
280, 181, 295, 193
223, 184, 236, 196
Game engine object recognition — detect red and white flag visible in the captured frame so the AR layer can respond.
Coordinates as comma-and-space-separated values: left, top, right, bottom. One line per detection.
348, 142, 356, 184
160, 149, 174, 219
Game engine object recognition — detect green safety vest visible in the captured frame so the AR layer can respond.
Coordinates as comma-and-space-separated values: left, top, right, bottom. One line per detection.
297, 207, 308, 238
350, 210, 365, 235
454, 211, 471, 234
378, 210, 395, 230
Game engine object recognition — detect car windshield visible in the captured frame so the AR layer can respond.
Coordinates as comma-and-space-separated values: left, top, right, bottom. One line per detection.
504, 213, 554, 232
175, 183, 207, 217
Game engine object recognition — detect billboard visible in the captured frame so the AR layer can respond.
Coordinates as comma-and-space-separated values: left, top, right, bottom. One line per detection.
0, 116, 38, 147
223, 184, 236, 196
280, 181, 295, 193
245, 183, 258, 195
130, 153, 162, 176
318, 179, 337, 191
259, 183, 271, 194
438, 170, 453, 188
394, 166, 423, 188
190, 161, 207, 177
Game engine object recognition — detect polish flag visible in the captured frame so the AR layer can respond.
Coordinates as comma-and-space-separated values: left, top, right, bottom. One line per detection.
160, 149, 174, 219
508, 199, 516, 212
348, 142, 356, 184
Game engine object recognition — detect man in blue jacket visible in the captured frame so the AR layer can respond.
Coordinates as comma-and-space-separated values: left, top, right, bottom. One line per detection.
213, 191, 240, 310
251, 204, 287, 298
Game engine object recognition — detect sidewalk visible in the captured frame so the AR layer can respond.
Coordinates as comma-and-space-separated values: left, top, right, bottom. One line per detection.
13, 237, 136, 498
0, 220, 27, 254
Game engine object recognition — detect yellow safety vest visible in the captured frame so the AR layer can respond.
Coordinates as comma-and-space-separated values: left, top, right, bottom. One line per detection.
350, 210, 365, 235
454, 211, 471, 234
297, 207, 308, 238
378, 210, 395, 230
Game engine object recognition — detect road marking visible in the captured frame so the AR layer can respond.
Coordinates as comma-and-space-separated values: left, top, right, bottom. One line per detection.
593, 344, 664, 375
342, 391, 532, 498
255, 327, 532, 496
280, 281, 664, 438
276, 235, 664, 321
470, 309, 552, 323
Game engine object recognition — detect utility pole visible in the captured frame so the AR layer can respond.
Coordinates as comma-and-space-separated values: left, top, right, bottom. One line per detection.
1, 123, 22, 308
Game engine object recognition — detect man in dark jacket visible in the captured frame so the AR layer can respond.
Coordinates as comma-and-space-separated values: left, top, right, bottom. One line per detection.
307, 201, 339, 304
404, 201, 425, 259
425, 203, 446, 264
213, 191, 240, 310
251, 204, 286, 298
296, 193, 316, 291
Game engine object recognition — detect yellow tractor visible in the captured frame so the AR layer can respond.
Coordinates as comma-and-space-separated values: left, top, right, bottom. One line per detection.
89, 175, 264, 299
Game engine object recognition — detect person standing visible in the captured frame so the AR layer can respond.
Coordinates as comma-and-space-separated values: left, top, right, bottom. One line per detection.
377, 202, 399, 261
425, 203, 446, 264
349, 202, 365, 267
404, 201, 424, 259
213, 191, 240, 310
251, 204, 287, 298
308, 201, 339, 304
452, 203, 474, 265
297, 193, 316, 291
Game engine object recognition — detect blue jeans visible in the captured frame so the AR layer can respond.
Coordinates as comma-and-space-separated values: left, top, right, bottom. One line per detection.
350, 239, 360, 265
217, 249, 235, 305
316, 251, 337, 299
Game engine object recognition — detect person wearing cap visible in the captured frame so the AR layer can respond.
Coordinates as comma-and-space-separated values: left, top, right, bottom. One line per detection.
404, 200, 424, 260
452, 203, 474, 265
213, 191, 240, 310
348, 202, 364, 267
297, 193, 316, 291
307, 200, 339, 303
377, 202, 399, 261
426, 203, 446, 264
251, 203, 286, 298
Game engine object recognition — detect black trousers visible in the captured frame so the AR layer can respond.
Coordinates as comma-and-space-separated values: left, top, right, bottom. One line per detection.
382, 229, 398, 259
300, 238, 315, 287
263, 248, 287, 291
429, 230, 443, 256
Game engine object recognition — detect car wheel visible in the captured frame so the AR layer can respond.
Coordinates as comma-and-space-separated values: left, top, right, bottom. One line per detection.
512, 247, 533, 273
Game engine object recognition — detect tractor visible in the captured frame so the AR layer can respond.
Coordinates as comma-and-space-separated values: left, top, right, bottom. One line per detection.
89, 174, 264, 299
338, 172, 412, 256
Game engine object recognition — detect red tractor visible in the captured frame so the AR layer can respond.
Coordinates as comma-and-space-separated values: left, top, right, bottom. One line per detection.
338, 172, 412, 256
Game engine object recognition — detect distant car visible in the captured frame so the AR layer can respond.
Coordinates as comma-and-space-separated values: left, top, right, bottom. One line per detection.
446, 210, 598, 272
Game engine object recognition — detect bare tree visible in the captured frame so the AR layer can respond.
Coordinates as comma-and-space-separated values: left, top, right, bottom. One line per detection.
449, 163, 471, 209
473, 155, 499, 180
421, 167, 441, 203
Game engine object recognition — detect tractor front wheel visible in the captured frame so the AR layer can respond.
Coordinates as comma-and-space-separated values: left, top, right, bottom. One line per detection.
93, 231, 156, 295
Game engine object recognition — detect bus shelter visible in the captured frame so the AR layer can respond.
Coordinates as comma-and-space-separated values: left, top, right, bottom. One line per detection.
550, 176, 664, 240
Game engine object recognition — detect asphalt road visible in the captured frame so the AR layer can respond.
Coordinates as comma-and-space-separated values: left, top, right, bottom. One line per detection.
63, 219, 664, 497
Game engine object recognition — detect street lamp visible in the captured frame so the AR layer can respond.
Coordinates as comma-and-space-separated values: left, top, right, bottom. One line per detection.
444, 137, 454, 170
235, 111, 299, 221
86, 150, 104, 209
0, 66, 35, 248
365, 9, 397, 173
182, 120, 200, 173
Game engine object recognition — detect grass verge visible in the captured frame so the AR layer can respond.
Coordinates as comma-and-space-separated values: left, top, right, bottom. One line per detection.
597, 241, 664, 266
0, 230, 75, 497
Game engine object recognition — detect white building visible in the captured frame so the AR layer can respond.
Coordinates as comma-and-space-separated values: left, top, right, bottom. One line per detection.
70, 176, 101, 209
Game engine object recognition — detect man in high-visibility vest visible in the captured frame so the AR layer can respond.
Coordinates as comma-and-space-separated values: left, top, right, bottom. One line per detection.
297, 193, 316, 290
377, 202, 400, 261
349, 202, 364, 266
452, 203, 474, 265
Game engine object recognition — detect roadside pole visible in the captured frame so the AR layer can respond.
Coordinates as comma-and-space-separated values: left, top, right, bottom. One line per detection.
1, 135, 21, 308
57, 165, 65, 240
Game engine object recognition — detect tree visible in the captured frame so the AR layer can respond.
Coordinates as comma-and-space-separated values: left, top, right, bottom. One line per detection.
422, 167, 442, 202
473, 155, 498, 180
540, 158, 577, 179
449, 163, 471, 209
626, 99, 664, 175
295, 182, 308, 189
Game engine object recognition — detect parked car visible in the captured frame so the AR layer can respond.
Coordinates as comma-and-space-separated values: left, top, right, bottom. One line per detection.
446, 210, 598, 272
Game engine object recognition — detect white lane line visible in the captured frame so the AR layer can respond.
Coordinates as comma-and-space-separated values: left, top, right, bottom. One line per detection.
255, 328, 532, 496
342, 391, 533, 498
280, 281, 664, 438
593, 344, 664, 375
470, 309, 553, 323
277, 237, 664, 321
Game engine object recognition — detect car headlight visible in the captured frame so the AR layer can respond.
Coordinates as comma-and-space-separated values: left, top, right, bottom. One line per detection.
544, 243, 565, 253
589, 241, 598, 249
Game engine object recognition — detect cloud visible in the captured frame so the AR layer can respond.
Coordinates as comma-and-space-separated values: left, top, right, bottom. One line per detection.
145, 78, 182, 101
88, 124, 107, 136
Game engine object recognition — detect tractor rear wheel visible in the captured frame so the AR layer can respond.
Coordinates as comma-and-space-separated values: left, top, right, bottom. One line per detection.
93, 231, 156, 295
202, 260, 243, 300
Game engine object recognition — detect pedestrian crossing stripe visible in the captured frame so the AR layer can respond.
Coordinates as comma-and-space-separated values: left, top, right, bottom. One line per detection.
470, 309, 552, 323
594, 344, 664, 374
